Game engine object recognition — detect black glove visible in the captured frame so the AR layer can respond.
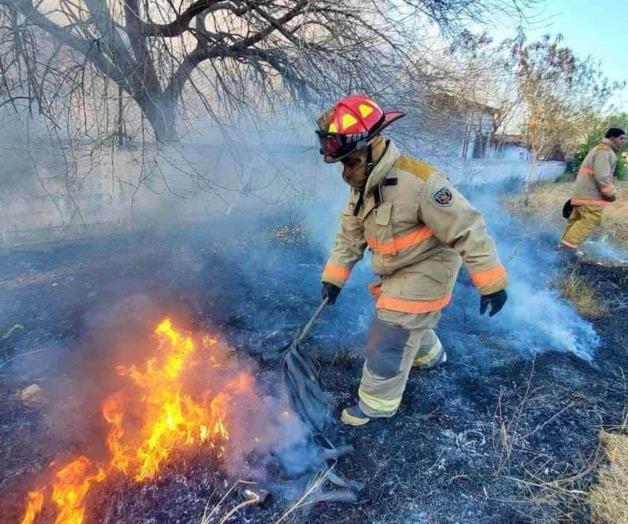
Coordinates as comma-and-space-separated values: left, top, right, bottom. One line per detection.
480, 289, 507, 317
321, 282, 341, 305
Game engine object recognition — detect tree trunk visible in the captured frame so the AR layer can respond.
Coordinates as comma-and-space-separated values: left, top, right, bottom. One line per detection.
142, 95, 178, 143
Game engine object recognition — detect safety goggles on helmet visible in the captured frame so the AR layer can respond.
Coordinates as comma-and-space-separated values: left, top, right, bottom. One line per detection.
316, 130, 371, 162
316, 94, 405, 163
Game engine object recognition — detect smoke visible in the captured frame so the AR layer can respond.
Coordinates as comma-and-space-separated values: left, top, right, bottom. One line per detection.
297, 157, 602, 363
1, 112, 608, 519
83, 296, 321, 480
448, 182, 600, 362
584, 237, 628, 263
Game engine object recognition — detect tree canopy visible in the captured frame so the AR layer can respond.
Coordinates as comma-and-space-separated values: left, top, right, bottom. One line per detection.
0, 0, 535, 142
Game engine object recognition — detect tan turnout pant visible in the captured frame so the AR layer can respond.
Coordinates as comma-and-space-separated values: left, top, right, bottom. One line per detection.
561, 205, 603, 248
358, 310, 444, 418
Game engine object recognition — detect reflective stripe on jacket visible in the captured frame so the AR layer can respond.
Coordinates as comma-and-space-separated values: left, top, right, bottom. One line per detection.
571, 140, 617, 206
321, 140, 507, 314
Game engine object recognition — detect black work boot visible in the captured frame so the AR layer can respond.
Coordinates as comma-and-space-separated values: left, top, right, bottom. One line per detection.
340, 405, 370, 426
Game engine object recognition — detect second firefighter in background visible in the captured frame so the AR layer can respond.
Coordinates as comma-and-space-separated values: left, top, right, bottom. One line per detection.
560, 128, 624, 256
317, 95, 508, 426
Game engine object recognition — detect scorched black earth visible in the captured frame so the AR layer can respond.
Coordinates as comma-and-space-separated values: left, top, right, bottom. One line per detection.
0, 220, 625, 523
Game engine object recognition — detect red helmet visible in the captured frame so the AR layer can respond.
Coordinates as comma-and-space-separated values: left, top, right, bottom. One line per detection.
316, 95, 405, 163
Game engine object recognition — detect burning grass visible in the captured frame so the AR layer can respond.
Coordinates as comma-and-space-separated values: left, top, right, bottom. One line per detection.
16, 317, 301, 524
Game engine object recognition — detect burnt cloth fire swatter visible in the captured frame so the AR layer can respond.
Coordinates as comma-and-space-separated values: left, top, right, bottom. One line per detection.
270, 297, 330, 433
265, 297, 365, 504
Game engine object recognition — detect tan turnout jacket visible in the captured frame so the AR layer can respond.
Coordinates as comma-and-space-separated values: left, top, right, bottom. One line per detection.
571, 139, 617, 206
321, 140, 507, 314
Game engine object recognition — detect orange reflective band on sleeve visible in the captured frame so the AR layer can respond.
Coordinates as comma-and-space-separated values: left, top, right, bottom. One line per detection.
601, 184, 615, 194
366, 226, 432, 255
470, 265, 507, 288
579, 167, 594, 175
571, 198, 608, 206
376, 294, 451, 313
322, 263, 351, 282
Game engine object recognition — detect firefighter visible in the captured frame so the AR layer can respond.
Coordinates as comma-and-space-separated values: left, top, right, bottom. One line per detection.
560, 128, 624, 256
317, 95, 508, 426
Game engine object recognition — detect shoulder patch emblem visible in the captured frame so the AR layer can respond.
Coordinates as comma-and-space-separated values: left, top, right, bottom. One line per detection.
432, 187, 453, 206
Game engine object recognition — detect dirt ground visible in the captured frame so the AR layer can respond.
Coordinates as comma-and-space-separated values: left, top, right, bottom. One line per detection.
0, 221, 626, 523
504, 180, 628, 249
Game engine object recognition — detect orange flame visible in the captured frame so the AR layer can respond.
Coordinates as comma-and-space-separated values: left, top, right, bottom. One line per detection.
50, 457, 106, 524
20, 489, 44, 524
104, 318, 229, 481
20, 318, 246, 523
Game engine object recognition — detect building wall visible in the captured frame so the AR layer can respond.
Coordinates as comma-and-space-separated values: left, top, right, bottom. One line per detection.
489, 143, 532, 161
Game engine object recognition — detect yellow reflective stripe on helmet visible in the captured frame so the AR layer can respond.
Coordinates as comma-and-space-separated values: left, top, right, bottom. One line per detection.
342, 113, 358, 130
358, 103, 374, 117
328, 122, 338, 133
358, 387, 401, 413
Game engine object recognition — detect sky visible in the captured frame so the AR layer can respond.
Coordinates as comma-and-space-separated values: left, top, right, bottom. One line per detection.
492, 0, 628, 112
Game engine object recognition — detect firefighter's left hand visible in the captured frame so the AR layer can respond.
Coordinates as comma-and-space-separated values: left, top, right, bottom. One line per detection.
480, 290, 507, 317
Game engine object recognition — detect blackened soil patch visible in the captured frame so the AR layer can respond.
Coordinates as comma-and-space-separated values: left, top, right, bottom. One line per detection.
0, 226, 626, 523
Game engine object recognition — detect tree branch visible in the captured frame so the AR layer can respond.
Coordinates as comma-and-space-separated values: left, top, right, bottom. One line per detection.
123, 0, 160, 96
141, 0, 233, 37
0, 0, 126, 82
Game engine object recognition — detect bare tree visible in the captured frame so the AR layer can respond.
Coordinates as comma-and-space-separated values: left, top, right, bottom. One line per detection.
509, 34, 623, 160
0, 0, 536, 142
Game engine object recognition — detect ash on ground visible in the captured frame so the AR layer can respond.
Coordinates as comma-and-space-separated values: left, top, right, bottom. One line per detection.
1, 220, 626, 523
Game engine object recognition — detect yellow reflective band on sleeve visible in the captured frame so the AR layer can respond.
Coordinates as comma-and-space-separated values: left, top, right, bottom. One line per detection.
358, 387, 402, 414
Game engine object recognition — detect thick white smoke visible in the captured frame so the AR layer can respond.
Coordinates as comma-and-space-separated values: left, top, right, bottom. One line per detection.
301, 152, 601, 362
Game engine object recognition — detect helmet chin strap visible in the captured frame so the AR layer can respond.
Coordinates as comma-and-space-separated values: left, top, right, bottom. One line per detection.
351, 142, 375, 217
365, 143, 374, 175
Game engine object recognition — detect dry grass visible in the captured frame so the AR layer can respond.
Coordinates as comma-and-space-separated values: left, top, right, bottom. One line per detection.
491, 366, 597, 521
590, 416, 628, 523
555, 269, 608, 319
504, 181, 628, 249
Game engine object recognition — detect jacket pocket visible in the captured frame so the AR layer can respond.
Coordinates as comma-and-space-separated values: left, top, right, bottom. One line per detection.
366, 203, 396, 254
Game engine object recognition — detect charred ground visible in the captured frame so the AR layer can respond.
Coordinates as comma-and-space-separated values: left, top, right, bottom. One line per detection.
0, 221, 626, 523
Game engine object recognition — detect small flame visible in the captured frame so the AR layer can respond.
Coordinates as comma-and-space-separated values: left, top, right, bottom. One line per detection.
20, 318, 250, 523
20, 489, 44, 524
50, 457, 105, 524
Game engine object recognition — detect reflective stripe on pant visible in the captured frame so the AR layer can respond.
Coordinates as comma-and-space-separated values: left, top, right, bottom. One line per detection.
561, 205, 603, 247
358, 311, 441, 418
412, 329, 444, 368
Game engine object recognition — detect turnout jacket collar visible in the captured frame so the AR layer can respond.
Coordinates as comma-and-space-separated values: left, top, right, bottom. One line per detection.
363, 140, 401, 196
602, 137, 620, 153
